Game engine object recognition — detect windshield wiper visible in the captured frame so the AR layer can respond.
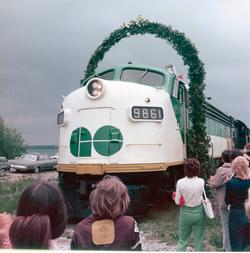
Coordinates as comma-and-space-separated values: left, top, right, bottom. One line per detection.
137, 69, 149, 82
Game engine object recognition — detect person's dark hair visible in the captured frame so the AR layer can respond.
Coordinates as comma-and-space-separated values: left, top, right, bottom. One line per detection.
15, 181, 67, 240
230, 149, 243, 162
221, 149, 231, 163
9, 215, 51, 249
184, 158, 200, 178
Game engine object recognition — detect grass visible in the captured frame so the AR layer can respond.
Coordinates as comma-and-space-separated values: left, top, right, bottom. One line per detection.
0, 171, 58, 214
0, 178, 34, 214
138, 198, 223, 251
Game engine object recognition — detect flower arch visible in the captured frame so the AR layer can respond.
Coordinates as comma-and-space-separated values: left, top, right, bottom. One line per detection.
84, 17, 211, 178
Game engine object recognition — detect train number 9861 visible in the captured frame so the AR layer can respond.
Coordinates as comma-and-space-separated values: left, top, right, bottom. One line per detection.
131, 106, 164, 121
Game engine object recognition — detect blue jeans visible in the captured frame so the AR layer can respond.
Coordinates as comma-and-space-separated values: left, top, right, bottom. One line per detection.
229, 208, 249, 251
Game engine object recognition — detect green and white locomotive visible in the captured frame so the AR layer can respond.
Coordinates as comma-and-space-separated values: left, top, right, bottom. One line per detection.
57, 63, 250, 218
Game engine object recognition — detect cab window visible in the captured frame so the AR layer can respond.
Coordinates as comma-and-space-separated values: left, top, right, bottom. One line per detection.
98, 70, 114, 80
120, 69, 164, 87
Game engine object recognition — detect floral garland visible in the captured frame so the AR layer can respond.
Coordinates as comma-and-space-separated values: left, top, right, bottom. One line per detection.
84, 16, 211, 179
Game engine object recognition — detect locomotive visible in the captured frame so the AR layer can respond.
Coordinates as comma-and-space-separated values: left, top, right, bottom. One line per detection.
57, 63, 250, 218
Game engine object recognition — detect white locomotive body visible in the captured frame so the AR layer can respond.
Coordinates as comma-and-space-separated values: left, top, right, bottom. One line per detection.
58, 78, 184, 174
57, 64, 248, 218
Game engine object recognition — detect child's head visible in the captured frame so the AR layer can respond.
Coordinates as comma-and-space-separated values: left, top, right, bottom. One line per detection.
15, 180, 67, 239
9, 181, 67, 249
0, 213, 12, 241
9, 215, 51, 249
90, 176, 130, 219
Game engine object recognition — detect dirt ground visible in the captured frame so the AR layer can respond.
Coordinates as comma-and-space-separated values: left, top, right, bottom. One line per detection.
0, 170, 185, 251
56, 225, 178, 251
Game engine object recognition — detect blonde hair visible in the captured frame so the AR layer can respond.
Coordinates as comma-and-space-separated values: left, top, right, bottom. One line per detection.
90, 176, 130, 219
231, 156, 249, 180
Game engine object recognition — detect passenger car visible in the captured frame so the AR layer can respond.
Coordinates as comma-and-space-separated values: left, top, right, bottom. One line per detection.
8, 153, 57, 173
0, 156, 10, 174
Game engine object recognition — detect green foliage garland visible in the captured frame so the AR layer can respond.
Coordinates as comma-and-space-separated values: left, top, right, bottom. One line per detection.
84, 17, 211, 179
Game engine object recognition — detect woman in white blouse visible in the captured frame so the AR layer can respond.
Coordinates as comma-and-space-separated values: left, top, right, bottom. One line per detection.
174, 158, 205, 251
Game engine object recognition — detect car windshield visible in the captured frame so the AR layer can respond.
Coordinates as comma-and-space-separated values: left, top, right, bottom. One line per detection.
20, 154, 37, 162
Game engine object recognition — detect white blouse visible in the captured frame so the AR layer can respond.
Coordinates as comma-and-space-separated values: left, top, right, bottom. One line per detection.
175, 176, 204, 207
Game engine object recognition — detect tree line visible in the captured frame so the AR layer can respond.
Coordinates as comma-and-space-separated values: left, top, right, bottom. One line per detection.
0, 117, 26, 159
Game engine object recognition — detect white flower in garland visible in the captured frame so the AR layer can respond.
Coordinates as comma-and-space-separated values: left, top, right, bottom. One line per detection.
136, 15, 144, 24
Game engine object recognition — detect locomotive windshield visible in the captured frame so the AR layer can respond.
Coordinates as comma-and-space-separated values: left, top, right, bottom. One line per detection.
120, 68, 164, 87
97, 70, 114, 80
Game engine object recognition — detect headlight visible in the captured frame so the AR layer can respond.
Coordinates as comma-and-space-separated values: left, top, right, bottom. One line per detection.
86, 78, 104, 99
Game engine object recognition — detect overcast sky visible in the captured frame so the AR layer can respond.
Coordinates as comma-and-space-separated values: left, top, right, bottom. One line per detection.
0, 0, 250, 145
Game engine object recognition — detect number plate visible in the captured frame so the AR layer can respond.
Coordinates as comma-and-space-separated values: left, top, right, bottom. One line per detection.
131, 106, 164, 121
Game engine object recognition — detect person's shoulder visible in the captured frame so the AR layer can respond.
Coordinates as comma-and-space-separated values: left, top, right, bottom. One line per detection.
73, 215, 98, 238
116, 215, 135, 226
222, 162, 231, 167
118, 215, 134, 221
226, 176, 236, 185
75, 215, 95, 229
197, 177, 205, 183
217, 165, 228, 171
177, 177, 186, 184
216, 165, 232, 176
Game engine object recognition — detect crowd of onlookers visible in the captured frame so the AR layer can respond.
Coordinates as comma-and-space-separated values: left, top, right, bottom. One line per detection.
173, 144, 250, 251
0, 144, 250, 251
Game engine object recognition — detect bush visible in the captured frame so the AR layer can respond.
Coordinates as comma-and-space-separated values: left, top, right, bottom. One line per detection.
0, 117, 26, 159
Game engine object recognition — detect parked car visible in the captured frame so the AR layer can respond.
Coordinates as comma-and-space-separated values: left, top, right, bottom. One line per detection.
8, 153, 57, 173
50, 153, 59, 160
0, 156, 10, 175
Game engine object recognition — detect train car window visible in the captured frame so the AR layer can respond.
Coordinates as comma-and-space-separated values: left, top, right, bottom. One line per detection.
172, 79, 179, 98
121, 69, 164, 87
179, 86, 184, 102
97, 70, 114, 80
